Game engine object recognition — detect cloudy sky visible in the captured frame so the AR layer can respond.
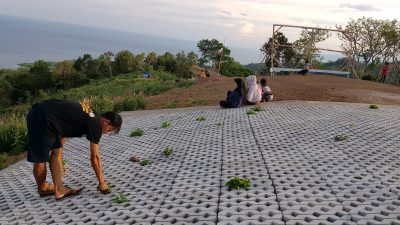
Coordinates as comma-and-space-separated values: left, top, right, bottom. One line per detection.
1, 0, 399, 51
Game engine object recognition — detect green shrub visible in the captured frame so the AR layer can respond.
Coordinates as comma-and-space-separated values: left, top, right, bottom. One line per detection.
334, 134, 348, 141
196, 115, 206, 122
246, 110, 257, 115
154, 71, 177, 81
0, 113, 28, 154
161, 121, 172, 128
0, 154, 7, 170
361, 74, 375, 81
167, 101, 177, 109
369, 104, 379, 109
130, 128, 144, 137
163, 147, 173, 157
225, 177, 251, 190
139, 159, 152, 166
251, 105, 264, 112
112, 193, 129, 204
86, 94, 146, 113
112, 95, 146, 112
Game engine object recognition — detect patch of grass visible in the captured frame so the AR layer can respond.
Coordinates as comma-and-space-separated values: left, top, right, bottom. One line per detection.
166, 101, 177, 109
369, 104, 379, 109
246, 110, 257, 115
161, 121, 172, 128
196, 115, 206, 122
188, 98, 208, 107
0, 113, 28, 155
139, 159, 152, 166
251, 105, 264, 112
163, 147, 173, 157
112, 193, 129, 204
0, 154, 6, 170
130, 128, 144, 137
225, 177, 251, 190
334, 134, 348, 141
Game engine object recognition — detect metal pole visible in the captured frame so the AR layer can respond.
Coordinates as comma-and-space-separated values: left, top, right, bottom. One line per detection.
271, 25, 275, 76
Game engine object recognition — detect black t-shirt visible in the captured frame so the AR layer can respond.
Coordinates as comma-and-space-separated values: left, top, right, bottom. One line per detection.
34, 99, 102, 144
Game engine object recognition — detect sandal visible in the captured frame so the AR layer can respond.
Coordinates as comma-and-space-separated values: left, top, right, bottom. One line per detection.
55, 187, 85, 201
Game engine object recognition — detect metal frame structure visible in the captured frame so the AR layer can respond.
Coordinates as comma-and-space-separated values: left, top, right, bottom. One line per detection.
270, 24, 353, 77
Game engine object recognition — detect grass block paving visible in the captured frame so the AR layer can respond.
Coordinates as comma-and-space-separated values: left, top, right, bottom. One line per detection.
1, 103, 400, 224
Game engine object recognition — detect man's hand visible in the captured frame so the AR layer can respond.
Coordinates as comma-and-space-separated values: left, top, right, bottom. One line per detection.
97, 182, 110, 194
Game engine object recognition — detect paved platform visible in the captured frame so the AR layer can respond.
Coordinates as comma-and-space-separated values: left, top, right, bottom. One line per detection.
1, 102, 400, 225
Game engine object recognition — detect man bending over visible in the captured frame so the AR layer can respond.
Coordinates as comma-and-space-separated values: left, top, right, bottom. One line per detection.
26, 99, 122, 201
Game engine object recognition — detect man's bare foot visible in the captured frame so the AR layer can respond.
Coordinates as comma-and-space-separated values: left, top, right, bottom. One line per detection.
38, 182, 55, 196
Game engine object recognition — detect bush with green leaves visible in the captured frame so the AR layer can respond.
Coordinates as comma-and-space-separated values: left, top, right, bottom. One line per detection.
161, 121, 172, 128
196, 115, 206, 122
112, 193, 129, 204
0, 113, 28, 154
225, 177, 251, 190
246, 110, 257, 115
369, 104, 379, 109
130, 128, 144, 137
163, 147, 173, 157
166, 101, 177, 109
0, 154, 7, 170
251, 105, 264, 112
86, 94, 146, 114
334, 134, 348, 141
139, 159, 152, 166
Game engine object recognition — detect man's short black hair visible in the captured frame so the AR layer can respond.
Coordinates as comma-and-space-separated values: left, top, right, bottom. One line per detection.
102, 112, 122, 133
260, 78, 267, 86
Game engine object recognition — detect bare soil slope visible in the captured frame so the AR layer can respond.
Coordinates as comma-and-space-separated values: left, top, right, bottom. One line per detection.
145, 75, 400, 109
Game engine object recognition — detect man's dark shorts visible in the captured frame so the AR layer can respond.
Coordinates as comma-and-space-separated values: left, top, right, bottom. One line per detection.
26, 107, 62, 163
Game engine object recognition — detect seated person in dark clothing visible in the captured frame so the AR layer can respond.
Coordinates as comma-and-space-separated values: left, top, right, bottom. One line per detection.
220, 78, 245, 108
298, 60, 309, 76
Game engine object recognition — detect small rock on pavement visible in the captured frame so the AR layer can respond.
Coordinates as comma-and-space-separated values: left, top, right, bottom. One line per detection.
130, 155, 140, 162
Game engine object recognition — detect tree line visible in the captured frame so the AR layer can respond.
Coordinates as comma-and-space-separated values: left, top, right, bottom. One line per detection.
261, 17, 400, 83
0, 39, 254, 109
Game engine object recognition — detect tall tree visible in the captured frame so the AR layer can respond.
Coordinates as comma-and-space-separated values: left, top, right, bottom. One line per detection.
114, 50, 134, 74
261, 32, 296, 69
337, 17, 400, 79
197, 39, 232, 69
98, 51, 114, 77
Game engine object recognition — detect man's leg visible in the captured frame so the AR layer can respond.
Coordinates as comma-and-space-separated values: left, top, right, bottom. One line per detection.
49, 138, 79, 199
33, 163, 54, 194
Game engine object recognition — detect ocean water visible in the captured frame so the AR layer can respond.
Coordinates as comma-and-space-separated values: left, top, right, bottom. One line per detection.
0, 15, 260, 69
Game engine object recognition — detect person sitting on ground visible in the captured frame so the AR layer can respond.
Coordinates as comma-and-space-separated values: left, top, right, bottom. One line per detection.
26, 99, 122, 201
260, 78, 273, 102
245, 75, 262, 105
220, 78, 245, 108
298, 60, 309, 76
380, 62, 389, 83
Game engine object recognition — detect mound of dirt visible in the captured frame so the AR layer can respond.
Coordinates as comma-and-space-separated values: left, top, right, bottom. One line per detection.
145, 75, 400, 109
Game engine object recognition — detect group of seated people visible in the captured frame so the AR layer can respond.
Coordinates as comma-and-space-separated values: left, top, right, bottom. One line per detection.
220, 75, 273, 108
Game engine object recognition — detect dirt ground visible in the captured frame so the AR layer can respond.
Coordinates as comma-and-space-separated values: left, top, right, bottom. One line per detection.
145, 74, 400, 109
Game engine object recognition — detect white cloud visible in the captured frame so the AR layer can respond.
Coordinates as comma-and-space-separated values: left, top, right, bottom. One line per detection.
237, 21, 255, 35
1, 0, 400, 50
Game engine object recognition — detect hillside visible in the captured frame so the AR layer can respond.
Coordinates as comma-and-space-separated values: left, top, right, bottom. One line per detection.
145, 74, 400, 109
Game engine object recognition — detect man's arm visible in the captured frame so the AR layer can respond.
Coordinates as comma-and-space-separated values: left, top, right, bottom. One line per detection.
90, 142, 109, 193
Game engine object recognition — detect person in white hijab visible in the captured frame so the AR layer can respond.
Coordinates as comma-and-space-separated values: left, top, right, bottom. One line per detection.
245, 75, 262, 105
